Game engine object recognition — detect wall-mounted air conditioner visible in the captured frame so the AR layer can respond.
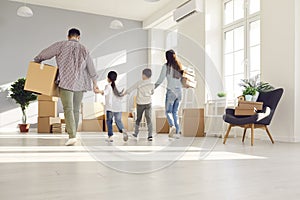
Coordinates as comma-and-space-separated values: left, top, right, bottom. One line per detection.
173, 0, 203, 22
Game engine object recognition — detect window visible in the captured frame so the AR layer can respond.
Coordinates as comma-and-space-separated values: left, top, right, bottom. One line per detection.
223, 0, 260, 99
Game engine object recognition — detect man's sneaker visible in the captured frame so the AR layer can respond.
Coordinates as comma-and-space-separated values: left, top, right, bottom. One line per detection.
65, 138, 77, 146
174, 134, 180, 139
105, 136, 113, 142
122, 129, 128, 142
147, 136, 153, 141
169, 126, 176, 138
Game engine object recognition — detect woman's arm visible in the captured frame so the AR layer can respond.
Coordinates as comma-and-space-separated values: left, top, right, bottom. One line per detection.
154, 64, 167, 89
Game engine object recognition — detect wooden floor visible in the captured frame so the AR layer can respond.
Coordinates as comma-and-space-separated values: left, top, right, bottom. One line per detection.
0, 131, 299, 200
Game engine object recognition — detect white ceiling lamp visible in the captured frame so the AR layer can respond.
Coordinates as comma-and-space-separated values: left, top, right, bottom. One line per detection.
109, 0, 123, 30
17, 3, 33, 17
110, 19, 124, 29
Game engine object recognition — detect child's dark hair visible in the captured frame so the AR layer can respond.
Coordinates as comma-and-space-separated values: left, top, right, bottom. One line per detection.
107, 71, 123, 97
142, 68, 152, 78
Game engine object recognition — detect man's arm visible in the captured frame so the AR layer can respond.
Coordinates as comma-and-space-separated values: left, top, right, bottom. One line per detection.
34, 42, 62, 63
155, 65, 167, 89
86, 54, 99, 93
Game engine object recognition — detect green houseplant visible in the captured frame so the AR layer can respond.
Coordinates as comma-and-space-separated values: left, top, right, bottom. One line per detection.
243, 86, 256, 101
240, 74, 274, 101
239, 74, 274, 93
10, 78, 37, 132
217, 92, 226, 98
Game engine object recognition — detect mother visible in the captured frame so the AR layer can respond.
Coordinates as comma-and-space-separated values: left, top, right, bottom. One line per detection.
155, 50, 183, 139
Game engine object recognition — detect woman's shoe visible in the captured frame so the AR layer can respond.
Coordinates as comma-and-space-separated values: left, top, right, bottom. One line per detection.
169, 126, 176, 138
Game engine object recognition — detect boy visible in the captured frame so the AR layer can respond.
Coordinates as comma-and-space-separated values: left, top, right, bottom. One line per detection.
125, 68, 154, 141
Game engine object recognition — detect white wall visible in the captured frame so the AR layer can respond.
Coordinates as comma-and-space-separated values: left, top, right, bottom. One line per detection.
205, 0, 223, 100
177, 12, 206, 107
0, 1, 148, 129
294, 0, 300, 140
261, 0, 296, 141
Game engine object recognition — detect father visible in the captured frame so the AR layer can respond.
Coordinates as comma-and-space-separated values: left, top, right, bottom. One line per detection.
34, 28, 99, 146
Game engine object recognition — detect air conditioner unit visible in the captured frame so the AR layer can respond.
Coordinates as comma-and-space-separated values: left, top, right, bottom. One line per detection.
173, 0, 203, 22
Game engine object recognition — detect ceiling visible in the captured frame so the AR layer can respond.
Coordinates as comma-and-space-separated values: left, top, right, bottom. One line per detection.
10, 0, 174, 21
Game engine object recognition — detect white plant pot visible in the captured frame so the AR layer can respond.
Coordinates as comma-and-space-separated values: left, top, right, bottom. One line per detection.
245, 95, 253, 101
252, 92, 259, 102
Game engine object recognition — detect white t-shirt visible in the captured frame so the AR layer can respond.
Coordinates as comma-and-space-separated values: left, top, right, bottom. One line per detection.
103, 83, 123, 112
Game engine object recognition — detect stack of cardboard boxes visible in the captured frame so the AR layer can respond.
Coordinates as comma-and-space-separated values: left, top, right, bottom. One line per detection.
182, 108, 205, 137
51, 123, 66, 134
234, 101, 263, 116
37, 95, 60, 133
81, 102, 105, 132
182, 68, 197, 88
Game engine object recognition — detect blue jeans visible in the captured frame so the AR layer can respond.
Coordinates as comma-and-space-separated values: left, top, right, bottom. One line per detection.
165, 88, 182, 134
106, 111, 124, 137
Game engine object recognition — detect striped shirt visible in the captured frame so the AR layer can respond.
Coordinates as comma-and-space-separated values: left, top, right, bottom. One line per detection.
34, 39, 98, 92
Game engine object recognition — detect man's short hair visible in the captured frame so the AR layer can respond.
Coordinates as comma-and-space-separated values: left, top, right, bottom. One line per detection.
68, 28, 80, 37
143, 68, 152, 78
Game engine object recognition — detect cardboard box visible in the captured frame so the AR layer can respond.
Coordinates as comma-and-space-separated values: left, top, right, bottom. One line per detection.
81, 119, 104, 132
156, 117, 169, 133
38, 117, 61, 133
234, 108, 256, 116
24, 62, 59, 97
238, 101, 263, 111
182, 108, 205, 137
38, 101, 57, 117
38, 95, 59, 102
182, 77, 197, 88
239, 101, 263, 110
81, 102, 105, 120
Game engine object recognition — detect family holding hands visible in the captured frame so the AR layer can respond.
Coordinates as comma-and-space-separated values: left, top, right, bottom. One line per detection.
34, 28, 184, 146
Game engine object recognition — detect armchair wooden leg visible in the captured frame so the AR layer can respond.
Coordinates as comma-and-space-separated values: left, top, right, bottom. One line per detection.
242, 128, 247, 143
251, 124, 254, 146
223, 124, 232, 144
265, 125, 275, 144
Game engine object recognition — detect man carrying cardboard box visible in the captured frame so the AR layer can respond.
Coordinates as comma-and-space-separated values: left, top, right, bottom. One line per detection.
34, 28, 99, 146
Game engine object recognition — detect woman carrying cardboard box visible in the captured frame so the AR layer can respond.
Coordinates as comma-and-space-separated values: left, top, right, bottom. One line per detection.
34, 28, 99, 146
155, 50, 183, 139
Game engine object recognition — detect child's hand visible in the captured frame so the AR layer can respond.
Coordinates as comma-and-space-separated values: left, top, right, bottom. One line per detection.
93, 84, 100, 94
120, 90, 127, 97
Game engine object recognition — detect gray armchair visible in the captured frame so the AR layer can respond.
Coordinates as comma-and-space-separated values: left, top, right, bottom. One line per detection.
223, 88, 284, 146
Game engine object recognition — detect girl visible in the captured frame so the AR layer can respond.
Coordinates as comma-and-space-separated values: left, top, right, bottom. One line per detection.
155, 50, 183, 139
99, 71, 128, 142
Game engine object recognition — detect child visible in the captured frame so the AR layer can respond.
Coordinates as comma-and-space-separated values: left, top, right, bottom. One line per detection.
125, 68, 154, 141
98, 71, 128, 142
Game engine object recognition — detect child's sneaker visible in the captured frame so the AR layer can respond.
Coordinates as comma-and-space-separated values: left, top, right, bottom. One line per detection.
122, 129, 128, 142
169, 126, 176, 138
147, 136, 153, 141
131, 133, 138, 140
174, 134, 180, 139
105, 136, 113, 142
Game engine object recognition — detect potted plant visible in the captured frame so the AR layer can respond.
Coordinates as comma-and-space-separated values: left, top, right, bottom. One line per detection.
239, 75, 274, 101
217, 92, 226, 98
9, 78, 37, 133
243, 86, 256, 101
